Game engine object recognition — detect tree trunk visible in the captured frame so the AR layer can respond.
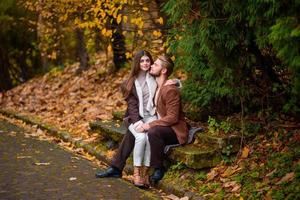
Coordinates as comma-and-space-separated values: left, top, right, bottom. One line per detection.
75, 27, 89, 74
37, 0, 49, 72
19, 53, 28, 82
95, 28, 102, 52
109, 16, 126, 71
0, 48, 13, 92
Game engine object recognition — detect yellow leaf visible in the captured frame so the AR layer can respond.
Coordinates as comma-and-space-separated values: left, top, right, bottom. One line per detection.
123, 15, 128, 23
50, 51, 57, 60
138, 30, 143, 36
58, 13, 68, 22
134, 17, 144, 29
143, 7, 149, 11
117, 14, 122, 24
125, 52, 132, 59
157, 17, 164, 25
152, 30, 162, 37
101, 28, 107, 35
107, 45, 112, 52
106, 30, 112, 37
100, 11, 106, 18
241, 146, 250, 158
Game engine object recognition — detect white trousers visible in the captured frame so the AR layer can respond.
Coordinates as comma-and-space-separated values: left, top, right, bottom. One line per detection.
128, 116, 157, 167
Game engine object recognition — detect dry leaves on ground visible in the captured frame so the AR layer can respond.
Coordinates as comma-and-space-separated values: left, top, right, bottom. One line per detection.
0, 55, 128, 139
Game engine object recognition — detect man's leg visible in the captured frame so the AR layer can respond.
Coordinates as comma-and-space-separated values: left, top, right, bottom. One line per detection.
96, 130, 135, 178
147, 126, 179, 182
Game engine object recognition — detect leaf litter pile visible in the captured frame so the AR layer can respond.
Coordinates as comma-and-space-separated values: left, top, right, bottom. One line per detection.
0, 57, 127, 141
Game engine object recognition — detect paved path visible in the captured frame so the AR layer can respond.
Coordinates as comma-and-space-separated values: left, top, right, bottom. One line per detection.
0, 119, 159, 200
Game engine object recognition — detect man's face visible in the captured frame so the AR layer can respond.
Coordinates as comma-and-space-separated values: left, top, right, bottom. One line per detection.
150, 59, 164, 77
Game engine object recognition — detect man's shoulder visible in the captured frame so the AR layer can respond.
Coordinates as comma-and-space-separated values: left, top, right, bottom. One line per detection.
161, 84, 179, 95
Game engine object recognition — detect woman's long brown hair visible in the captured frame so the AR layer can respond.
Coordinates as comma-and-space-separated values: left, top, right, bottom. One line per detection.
123, 50, 153, 99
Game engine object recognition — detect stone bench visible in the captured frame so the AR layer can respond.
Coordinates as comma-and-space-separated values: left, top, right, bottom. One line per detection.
89, 119, 242, 169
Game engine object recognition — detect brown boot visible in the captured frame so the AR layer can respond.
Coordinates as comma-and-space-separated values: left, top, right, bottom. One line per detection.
133, 166, 144, 187
142, 166, 150, 188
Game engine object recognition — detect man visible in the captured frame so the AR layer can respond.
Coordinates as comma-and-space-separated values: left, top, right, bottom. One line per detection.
140, 55, 189, 183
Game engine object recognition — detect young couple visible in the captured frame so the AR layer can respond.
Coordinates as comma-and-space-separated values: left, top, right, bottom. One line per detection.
96, 50, 189, 188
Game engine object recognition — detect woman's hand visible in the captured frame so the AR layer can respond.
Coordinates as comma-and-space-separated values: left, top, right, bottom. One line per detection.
142, 123, 150, 131
164, 79, 182, 88
164, 79, 177, 86
135, 123, 145, 132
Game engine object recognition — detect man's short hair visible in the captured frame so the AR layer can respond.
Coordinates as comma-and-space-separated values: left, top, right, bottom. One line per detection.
157, 55, 174, 77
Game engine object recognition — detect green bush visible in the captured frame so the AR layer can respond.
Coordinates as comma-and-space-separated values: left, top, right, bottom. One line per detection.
163, 0, 300, 117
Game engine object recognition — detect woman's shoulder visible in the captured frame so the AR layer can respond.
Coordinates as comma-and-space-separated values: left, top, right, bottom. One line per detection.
121, 78, 138, 97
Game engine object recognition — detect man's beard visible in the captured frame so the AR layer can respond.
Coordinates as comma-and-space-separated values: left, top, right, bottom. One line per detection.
149, 69, 161, 77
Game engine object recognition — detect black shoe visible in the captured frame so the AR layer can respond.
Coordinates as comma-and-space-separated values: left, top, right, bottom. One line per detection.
95, 166, 122, 178
150, 168, 165, 184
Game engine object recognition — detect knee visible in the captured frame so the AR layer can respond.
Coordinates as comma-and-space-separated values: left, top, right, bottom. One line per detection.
135, 133, 147, 143
148, 127, 160, 141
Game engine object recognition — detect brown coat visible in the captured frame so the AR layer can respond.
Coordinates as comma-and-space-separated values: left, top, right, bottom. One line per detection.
149, 84, 189, 144
120, 80, 141, 128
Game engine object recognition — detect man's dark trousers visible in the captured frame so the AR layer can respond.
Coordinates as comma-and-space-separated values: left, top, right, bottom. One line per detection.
148, 126, 179, 168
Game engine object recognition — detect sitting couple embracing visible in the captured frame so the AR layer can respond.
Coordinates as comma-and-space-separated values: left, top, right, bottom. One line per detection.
96, 50, 189, 188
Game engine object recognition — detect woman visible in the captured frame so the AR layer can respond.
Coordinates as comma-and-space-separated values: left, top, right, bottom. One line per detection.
121, 50, 157, 188
121, 50, 178, 188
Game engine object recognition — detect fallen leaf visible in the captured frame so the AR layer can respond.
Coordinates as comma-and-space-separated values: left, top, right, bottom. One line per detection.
17, 156, 32, 159
34, 162, 50, 166
266, 169, 276, 177
69, 177, 77, 181
223, 181, 237, 188
163, 194, 180, 200
180, 197, 189, 200
221, 166, 242, 177
231, 184, 241, 192
241, 146, 250, 158
276, 172, 295, 185
207, 169, 219, 181
264, 191, 272, 200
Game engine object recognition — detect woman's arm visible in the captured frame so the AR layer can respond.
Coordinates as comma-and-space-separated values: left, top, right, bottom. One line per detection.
125, 92, 141, 124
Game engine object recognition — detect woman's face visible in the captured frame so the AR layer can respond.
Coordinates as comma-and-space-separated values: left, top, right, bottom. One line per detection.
139, 55, 151, 72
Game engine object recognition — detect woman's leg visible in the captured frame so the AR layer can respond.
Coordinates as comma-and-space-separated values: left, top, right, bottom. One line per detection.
143, 115, 157, 167
128, 125, 147, 166
144, 133, 151, 167
129, 124, 147, 187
